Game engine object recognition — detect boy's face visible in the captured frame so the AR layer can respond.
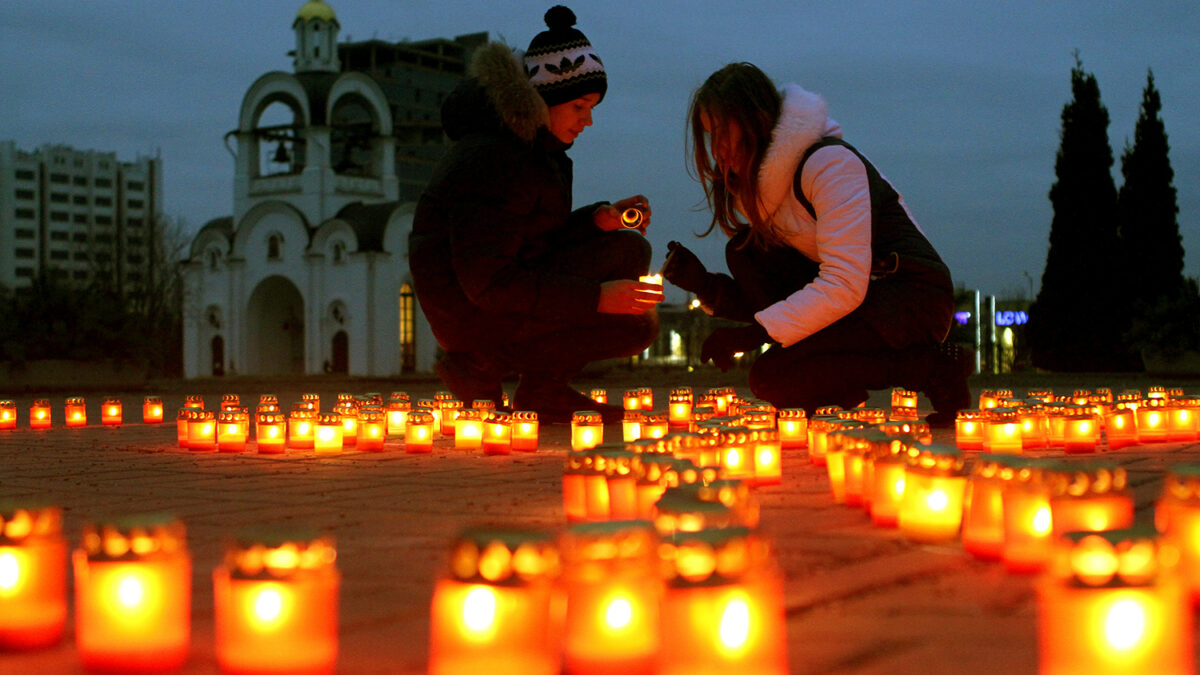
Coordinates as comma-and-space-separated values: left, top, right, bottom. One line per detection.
546, 93, 601, 144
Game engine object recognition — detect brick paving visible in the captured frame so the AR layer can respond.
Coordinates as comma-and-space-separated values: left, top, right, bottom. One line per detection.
2, 372, 1200, 674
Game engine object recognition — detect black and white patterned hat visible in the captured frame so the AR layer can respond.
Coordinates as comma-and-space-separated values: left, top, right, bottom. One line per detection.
524, 6, 606, 107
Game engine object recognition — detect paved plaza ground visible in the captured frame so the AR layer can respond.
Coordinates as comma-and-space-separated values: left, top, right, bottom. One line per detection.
2, 367, 1200, 674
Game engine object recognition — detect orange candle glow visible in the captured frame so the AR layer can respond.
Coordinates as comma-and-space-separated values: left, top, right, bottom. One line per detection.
1167, 401, 1199, 442
983, 407, 1023, 454
256, 412, 286, 454
214, 530, 339, 675
479, 411, 510, 455
0, 400, 15, 430
386, 396, 410, 439
1019, 405, 1049, 450
175, 408, 190, 447
313, 413, 343, 454
356, 409, 385, 452
335, 405, 359, 448
64, 396, 87, 428
622, 411, 646, 443
0, 504, 67, 649
1002, 462, 1054, 574
960, 455, 1030, 560
622, 390, 642, 411
805, 415, 838, 466
668, 388, 693, 428
953, 409, 985, 450
776, 409, 807, 449
437, 394, 461, 438
868, 449, 907, 529
1136, 398, 1169, 443
563, 451, 593, 523
454, 409, 484, 450
898, 444, 966, 543
602, 449, 640, 521
187, 410, 217, 451
287, 409, 316, 450
658, 528, 787, 675
752, 428, 783, 487
73, 514, 191, 673
571, 411, 604, 452
560, 522, 661, 674
99, 398, 122, 426
30, 399, 52, 429
219, 394, 241, 411
405, 411, 435, 453
1038, 528, 1191, 675
978, 389, 1013, 410
429, 528, 562, 675
1156, 465, 1200, 601
184, 394, 205, 409
510, 411, 539, 452
1104, 408, 1138, 450
1046, 462, 1133, 536
1062, 413, 1101, 453
718, 427, 759, 484
653, 488, 740, 537
141, 397, 163, 424
217, 409, 250, 453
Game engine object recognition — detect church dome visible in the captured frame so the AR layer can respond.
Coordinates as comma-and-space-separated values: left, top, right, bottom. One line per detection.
296, 0, 337, 23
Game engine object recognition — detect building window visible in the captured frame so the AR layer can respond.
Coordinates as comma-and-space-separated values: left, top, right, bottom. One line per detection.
127, 199, 144, 209
73, 270, 88, 280
15, 229, 34, 239
268, 233, 283, 260
73, 176, 88, 186
95, 196, 112, 207
50, 231, 68, 241
15, 189, 34, 200
127, 181, 144, 190
49, 173, 68, 184
50, 211, 68, 222
15, 248, 34, 259
208, 249, 221, 270
399, 283, 416, 373
74, 252, 89, 261
49, 250, 68, 261
15, 169, 34, 181
332, 241, 346, 264
95, 215, 113, 225
50, 192, 68, 203
14, 208, 35, 219
73, 233, 88, 243
73, 195, 88, 205
73, 213, 88, 224
16, 268, 34, 278
95, 233, 112, 244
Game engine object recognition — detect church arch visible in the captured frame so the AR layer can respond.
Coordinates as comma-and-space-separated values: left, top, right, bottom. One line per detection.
245, 275, 306, 375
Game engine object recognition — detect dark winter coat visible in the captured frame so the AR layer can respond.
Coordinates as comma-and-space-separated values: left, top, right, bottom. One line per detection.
409, 42, 604, 353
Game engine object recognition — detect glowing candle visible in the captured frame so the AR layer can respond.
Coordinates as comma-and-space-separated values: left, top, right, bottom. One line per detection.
356, 409, 385, 452
1002, 462, 1054, 574
718, 427, 759, 484
571, 411, 603, 452
287, 408, 316, 450
621, 411, 646, 443
386, 396, 410, 439
805, 415, 838, 466
0, 503, 67, 649
1059, 412, 1100, 453
1038, 528, 1191, 675
214, 530, 339, 675
653, 488, 741, 537
1135, 398, 1169, 443
99, 399, 122, 428
184, 394, 205, 409
983, 407, 1023, 454
898, 444, 966, 543
823, 429, 856, 505
217, 409, 250, 453
878, 419, 932, 445
590, 389, 608, 404
256, 412, 287, 454
889, 387, 919, 421
437, 394, 461, 438
636, 388, 654, 411
312, 413, 343, 454
633, 456, 676, 520
641, 413, 669, 441
175, 408, 190, 447
73, 514, 191, 672
962, 455, 1031, 560
1045, 462, 1134, 537
668, 387, 693, 428
429, 528, 562, 675
867, 439, 908, 528
659, 528, 787, 675
1166, 400, 1199, 442
978, 389, 1013, 410
142, 397, 163, 424
476, 411, 509, 455
776, 409, 807, 449
752, 428, 783, 487
602, 449, 640, 521
1103, 408, 1138, 450
1156, 465, 1200, 602
187, 409, 217, 451
449, 408, 482, 451
560, 522, 661, 674
218, 394, 239, 412
1019, 405, 1048, 450
300, 393, 319, 411
64, 396, 87, 428
0, 400, 16, 430
510, 411, 539, 452
622, 390, 642, 411
405, 410, 435, 454
30, 399, 52, 429
335, 404, 359, 448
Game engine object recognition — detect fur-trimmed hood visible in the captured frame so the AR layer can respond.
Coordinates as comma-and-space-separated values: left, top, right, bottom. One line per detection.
756, 83, 842, 217
441, 41, 549, 143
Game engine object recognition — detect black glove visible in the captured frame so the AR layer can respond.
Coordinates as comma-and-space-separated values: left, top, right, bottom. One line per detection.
700, 323, 772, 372
662, 241, 713, 296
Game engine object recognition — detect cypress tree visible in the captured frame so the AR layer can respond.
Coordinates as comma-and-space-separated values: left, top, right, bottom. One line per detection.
1029, 55, 1133, 371
1119, 70, 1184, 302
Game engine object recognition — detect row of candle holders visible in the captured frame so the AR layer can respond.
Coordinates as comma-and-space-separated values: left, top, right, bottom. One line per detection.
806, 388, 1200, 674
0, 507, 338, 674
955, 386, 1200, 452
431, 387, 794, 674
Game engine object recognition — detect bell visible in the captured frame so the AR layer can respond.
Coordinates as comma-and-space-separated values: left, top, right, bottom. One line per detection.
272, 142, 290, 164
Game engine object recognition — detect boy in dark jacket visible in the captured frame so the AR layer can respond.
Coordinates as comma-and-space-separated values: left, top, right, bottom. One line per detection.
409, 6, 661, 422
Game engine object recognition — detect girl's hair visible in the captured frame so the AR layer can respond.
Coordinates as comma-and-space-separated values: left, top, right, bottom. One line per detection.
687, 62, 782, 248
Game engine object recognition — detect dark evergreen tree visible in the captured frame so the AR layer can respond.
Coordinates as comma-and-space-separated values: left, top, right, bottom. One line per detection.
1029, 55, 1135, 371
1119, 70, 1184, 302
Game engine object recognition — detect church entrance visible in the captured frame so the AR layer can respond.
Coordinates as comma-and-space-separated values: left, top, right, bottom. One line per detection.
211, 335, 225, 376
331, 331, 349, 374
246, 275, 305, 374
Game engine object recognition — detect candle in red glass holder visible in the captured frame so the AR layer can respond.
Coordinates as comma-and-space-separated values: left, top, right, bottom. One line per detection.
622, 411, 646, 443
953, 409, 984, 450
356, 409, 385, 452
256, 412, 286, 454
429, 528, 562, 675
214, 529, 340, 675
899, 444, 966, 543
300, 393, 319, 411
436, 394, 460, 438
386, 395, 410, 439
220, 394, 241, 412
141, 397, 163, 424
1002, 461, 1054, 574
560, 522, 661, 675
1167, 400, 1199, 442
889, 387, 919, 421
668, 387, 693, 428
562, 451, 592, 523
405, 411, 435, 453
1104, 408, 1138, 450
590, 388, 608, 404
805, 415, 838, 466
1063, 412, 1101, 453
1156, 465, 1200, 601
73, 513, 191, 673
0, 400, 15, 430
653, 488, 741, 537
622, 389, 642, 412
961, 454, 1017, 560
454, 409, 484, 450
571, 411, 603, 452
100, 393, 122, 420
0, 503, 67, 649
776, 409, 807, 449
510, 411, 539, 452
983, 407, 1023, 454
1136, 398, 1169, 443
641, 413, 668, 441
633, 456, 677, 520
65, 396, 87, 428
978, 389, 1013, 410
313, 413, 344, 454
175, 408, 190, 447
1019, 405, 1049, 450
752, 428, 783, 487
30, 399, 52, 429
1045, 462, 1133, 536
184, 394, 205, 410
217, 409, 250, 453
659, 528, 787, 675
187, 409, 217, 451
718, 427, 759, 484
1038, 528, 1191, 675
480, 411, 511, 455
602, 449, 640, 521
636, 387, 653, 411
287, 408, 316, 450
867, 437, 910, 528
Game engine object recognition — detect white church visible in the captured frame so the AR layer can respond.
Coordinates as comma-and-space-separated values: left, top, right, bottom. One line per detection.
181, 1, 485, 378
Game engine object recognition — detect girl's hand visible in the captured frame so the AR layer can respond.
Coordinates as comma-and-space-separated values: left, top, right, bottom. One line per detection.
594, 195, 651, 233
597, 279, 663, 314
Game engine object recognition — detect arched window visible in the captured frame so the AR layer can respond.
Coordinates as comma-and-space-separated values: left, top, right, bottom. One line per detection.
332, 241, 346, 264
330, 95, 379, 177
255, 100, 304, 177
268, 233, 283, 261
208, 249, 221, 271
399, 283, 416, 373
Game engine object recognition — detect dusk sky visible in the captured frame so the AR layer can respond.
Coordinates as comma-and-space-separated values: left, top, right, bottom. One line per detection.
3, 1, 1197, 301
